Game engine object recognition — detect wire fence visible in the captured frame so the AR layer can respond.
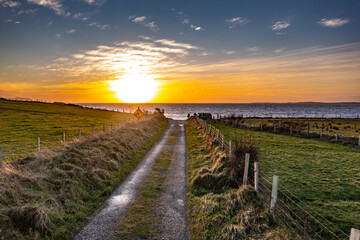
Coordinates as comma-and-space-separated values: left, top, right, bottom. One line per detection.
194, 116, 355, 240
0, 111, 153, 165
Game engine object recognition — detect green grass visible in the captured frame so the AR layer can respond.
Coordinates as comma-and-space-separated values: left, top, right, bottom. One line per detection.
240, 118, 360, 137
0, 110, 169, 240
117, 150, 175, 239
212, 122, 360, 236
186, 119, 290, 239
0, 99, 138, 161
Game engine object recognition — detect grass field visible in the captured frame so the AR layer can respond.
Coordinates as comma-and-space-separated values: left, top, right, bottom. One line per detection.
212, 122, 360, 236
238, 118, 360, 137
0, 99, 138, 161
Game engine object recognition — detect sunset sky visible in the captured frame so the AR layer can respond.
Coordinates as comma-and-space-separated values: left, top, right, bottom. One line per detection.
0, 0, 359, 103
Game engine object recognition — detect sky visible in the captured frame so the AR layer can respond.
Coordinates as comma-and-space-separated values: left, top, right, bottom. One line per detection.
0, 0, 359, 103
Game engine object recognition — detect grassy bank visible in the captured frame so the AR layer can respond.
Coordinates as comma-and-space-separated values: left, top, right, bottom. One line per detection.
0, 98, 138, 161
0, 114, 168, 240
186, 118, 290, 239
212, 122, 360, 236
117, 150, 175, 239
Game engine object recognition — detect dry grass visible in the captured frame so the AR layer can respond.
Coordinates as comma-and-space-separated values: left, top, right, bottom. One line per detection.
186, 118, 292, 239
0, 114, 168, 240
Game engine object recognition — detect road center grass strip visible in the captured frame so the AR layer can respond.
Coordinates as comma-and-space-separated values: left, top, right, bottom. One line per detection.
117, 150, 175, 239
0, 114, 168, 240
212, 122, 360, 236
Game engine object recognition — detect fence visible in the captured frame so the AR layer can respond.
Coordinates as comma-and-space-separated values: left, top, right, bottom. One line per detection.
0, 113, 152, 166
195, 117, 359, 240
215, 117, 360, 147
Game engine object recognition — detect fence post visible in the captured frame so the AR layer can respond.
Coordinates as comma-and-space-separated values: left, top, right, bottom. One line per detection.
350, 228, 360, 240
335, 132, 338, 142
307, 123, 310, 138
320, 130, 323, 139
254, 162, 259, 191
358, 136, 360, 147
63, 132, 66, 144
229, 140, 232, 157
260, 123, 263, 131
0, 146, 2, 168
270, 175, 279, 218
79, 129, 81, 137
290, 126, 292, 135
37, 137, 41, 152
222, 134, 225, 149
243, 153, 250, 185
217, 129, 220, 142
273, 124, 276, 133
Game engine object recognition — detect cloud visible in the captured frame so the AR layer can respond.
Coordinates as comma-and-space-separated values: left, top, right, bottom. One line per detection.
190, 24, 203, 31
5, 18, 20, 24
183, 19, 190, 24
87, 22, 109, 30
81, 0, 106, 5
225, 17, 249, 28
27, 0, 68, 16
17, 8, 38, 15
274, 48, 286, 53
129, 15, 158, 31
66, 29, 75, 34
318, 18, 349, 28
154, 39, 200, 49
245, 46, 260, 53
272, 21, 291, 31
0, 0, 21, 7
224, 50, 236, 55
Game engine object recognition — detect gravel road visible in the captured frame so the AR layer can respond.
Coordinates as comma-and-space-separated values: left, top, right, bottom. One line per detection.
74, 120, 189, 240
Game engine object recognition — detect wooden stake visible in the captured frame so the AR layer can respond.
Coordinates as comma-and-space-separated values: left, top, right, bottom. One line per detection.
270, 175, 279, 218
320, 130, 322, 139
79, 129, 81, 137
254, 162, 259, 191
63, 132, 66, 143
290, 126, 292, 135
350, 228, 360, 240
229, 140, 232, 156
37, 137, 40, 152
243, 153, 250, 185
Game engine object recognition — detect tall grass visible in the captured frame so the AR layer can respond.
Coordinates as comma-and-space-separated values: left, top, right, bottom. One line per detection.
0, 114, 168, 240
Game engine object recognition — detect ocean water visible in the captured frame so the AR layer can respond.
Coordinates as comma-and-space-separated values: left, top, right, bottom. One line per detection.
79, 103, 360, 120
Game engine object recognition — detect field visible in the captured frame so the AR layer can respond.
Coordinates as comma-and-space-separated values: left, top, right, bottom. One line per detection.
235, 118, 360, 137
212, 122, 360, 237
0, 99, 139, 161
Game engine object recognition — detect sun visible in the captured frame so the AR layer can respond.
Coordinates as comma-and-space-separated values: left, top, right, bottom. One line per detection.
110, 74, 159, 103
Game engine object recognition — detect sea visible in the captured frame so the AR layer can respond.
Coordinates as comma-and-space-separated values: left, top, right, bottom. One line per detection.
78, 103, 360, 120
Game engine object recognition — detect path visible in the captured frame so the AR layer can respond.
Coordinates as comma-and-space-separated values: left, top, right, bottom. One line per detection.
74, 120, 189, 240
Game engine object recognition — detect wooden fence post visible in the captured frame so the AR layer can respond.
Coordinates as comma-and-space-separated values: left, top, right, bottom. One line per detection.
217, 129, 220, 142
79, 129, 81, 137
260, 124, 263, 131
63, 132, 66, 144
273, 124, 276, 133
254, 162, 259, 191
358, 136, 360, 147
229, 140, 232, 157
307, 124, 310, 138
335, 132, 338, 142
243, 153, 250, 185
270, 175, 279, 218
37, 137, 41, 152
0, 146, 2, 167
290, 126, 292, 135
320, 130, 323, 139
222, 134, 225, 149
350, 228, 360, 240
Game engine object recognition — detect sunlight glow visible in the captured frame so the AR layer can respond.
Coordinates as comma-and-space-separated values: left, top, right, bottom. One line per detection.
110, 74, 159, 103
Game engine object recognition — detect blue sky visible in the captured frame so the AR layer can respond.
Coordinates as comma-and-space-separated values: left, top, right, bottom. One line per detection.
0, 0, 359, 102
